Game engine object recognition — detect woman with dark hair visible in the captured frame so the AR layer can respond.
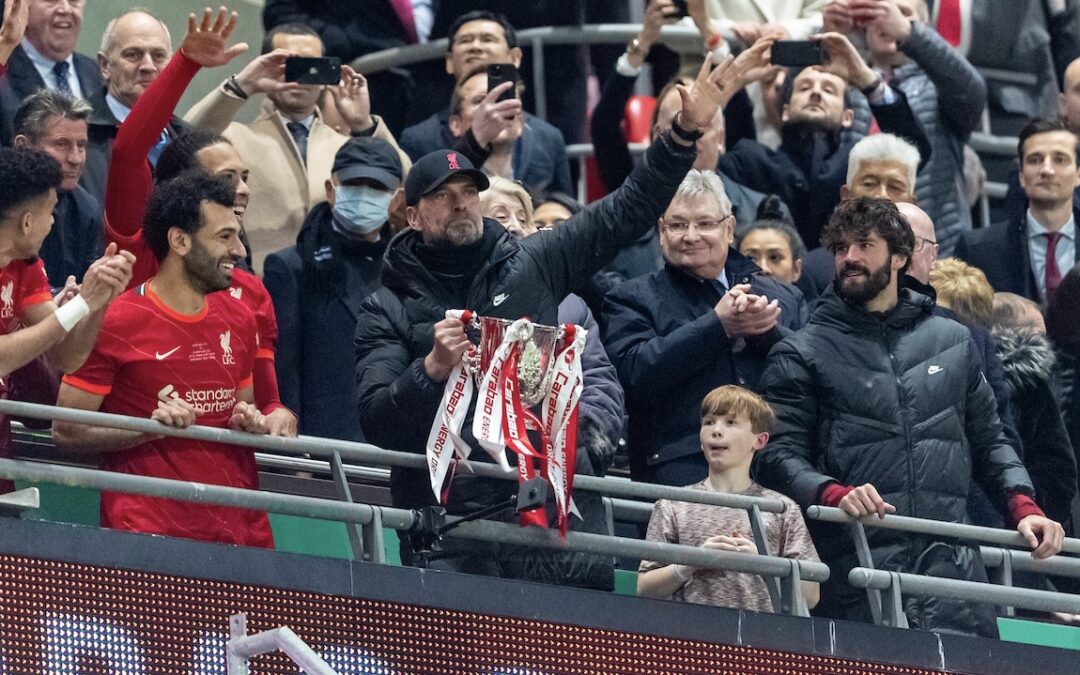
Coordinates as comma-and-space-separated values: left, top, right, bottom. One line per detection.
736, 194, 806, 285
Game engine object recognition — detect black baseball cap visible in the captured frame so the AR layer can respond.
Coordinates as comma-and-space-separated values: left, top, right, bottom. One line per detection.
404, 149, 489, 205
332, 136, 403, 190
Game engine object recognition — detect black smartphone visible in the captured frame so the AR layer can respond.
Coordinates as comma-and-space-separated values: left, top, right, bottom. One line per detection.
284, 56, 342, 85
770, 40, 824, 68
487, 63, 518, 102
668, 0, 689, 18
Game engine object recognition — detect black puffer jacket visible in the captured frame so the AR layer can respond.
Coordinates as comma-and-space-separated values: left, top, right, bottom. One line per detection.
354, 135, 695, 589
756, 286, 1035, 634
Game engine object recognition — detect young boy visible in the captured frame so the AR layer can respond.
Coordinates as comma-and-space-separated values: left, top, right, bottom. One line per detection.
637, 385, 820, 612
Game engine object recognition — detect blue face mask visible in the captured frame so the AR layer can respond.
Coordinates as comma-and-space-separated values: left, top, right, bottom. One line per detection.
333, 185, 393, 235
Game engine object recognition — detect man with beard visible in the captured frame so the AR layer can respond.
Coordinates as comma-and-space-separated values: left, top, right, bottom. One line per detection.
715, 33, 930, 249
754, 197, 1064, 635
53, 172, 275, 548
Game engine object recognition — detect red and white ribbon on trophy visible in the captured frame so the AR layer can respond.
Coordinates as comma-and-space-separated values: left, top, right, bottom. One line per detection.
542, 324, 587, 536
425, 311, 587, 536
424, 309, 477, 501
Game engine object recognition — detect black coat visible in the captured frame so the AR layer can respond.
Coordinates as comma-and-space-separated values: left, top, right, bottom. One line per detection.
263, 202, 387, 442
993, 328, 1077, 526
0, 46, 102, 146
954, 205, 1080, 304
756, 286, 1034, 634
717, 89, 931, 249
601, 250, 807, 482
39, 186, 103, 290
80, 87, 190, 205
354, 134, 694, 588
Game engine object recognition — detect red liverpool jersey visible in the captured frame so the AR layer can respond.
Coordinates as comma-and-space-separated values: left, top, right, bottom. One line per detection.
0, 258, 52, 492
63, 281, 274, 548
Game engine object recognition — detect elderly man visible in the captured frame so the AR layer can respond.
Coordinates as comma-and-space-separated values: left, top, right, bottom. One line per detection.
355, 56, 730, 587
798, 132, 921, 298
602, 170, 805, 486
0, 0, 102, 145
12, 88, 100, 288
957, 118, 1080, 305
184, 23, 410, 269
756, 197, 1064, 635
81, 9, 186, 202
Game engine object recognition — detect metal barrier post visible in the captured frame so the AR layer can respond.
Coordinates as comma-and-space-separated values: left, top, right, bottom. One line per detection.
997, 547, 1016, 617
748, 504, 783, 613
329, 451, 366, 562
848, 519, 885, 626
531, 37, 547, 121
881, 571, 909, 628
781, 559, 808, 617
364, 507, 386, 565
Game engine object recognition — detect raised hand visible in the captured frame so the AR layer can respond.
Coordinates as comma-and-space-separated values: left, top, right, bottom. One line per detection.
674, 52, 736, 137
715, 284, 781, 337
854, 0, 913, 43
813, 31, 877, 89
0, 0, 28, 65
234, 48, 293, 96
79, 243, 135, 312
732, 36, 782, 89
328, 65, 374, 133
822, 1, 854, 34
469, 81, 522, 147
180, 6, 249, 69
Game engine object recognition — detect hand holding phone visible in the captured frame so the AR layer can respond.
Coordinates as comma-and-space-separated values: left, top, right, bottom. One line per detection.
487, 63, 518, 102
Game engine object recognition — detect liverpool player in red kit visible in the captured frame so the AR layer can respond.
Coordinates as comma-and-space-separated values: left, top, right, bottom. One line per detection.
53, 173, 273, 547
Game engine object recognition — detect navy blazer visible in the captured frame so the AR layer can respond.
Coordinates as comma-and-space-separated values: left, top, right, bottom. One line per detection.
601, 250, 807, 482
0, 46, 102, 145
39, 186, 104, 290
399, 107, 572, 195
954, 205, 1080, 303
80, 87, 190, 205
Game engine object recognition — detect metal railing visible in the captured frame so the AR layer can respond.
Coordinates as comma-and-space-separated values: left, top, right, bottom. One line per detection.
0, 399, 826, 617
808, 505, 1080, 627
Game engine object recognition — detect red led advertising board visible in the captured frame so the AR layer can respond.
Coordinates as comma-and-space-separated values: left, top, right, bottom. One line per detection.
0, 553, 952, 674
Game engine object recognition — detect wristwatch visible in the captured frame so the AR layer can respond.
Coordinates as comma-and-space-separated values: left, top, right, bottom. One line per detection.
626, 36, 644, 57
671, 112, 704, 142
223, 74, 249, 100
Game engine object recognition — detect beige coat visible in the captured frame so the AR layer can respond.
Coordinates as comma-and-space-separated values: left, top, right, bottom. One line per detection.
184, 84, 411, 271
705, 0, 826, 40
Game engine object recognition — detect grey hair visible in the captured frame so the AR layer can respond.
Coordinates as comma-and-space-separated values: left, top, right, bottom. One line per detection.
100, 9, 173, 55
13, 89, 93, 142
671, 169, 733, 218
846, 133, 921, 188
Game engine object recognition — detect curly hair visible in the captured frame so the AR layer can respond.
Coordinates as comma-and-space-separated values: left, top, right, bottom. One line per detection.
143, 171, 235, 262
821, 197, 914, 273
0, 148, 62, 221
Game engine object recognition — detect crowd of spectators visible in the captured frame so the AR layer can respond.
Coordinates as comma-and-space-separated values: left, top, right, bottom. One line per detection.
1, 0, 1080, 639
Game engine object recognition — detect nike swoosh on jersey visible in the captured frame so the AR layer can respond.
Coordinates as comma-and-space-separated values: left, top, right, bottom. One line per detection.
155, 346, 181, 360
493, 293, 509, 306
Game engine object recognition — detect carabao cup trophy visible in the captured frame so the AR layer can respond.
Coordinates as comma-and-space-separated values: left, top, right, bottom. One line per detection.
426, 310, 586, 535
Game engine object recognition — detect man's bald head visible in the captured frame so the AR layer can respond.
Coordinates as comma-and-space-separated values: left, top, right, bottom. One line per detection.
898, 202, 937, 284
1061, 57, 1080, 133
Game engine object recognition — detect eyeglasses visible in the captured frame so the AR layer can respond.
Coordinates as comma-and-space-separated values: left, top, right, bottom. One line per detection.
913, 236, 937, 252
661, 215, 733, 234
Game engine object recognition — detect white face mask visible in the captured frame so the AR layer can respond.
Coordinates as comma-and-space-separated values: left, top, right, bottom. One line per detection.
333, 185, 393, 234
